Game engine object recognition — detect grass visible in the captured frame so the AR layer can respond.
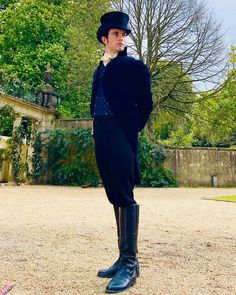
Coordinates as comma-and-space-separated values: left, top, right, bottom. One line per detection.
210, 195, 236, 203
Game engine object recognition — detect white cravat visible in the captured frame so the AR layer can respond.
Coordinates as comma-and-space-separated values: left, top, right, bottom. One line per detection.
101, 52, 118, 66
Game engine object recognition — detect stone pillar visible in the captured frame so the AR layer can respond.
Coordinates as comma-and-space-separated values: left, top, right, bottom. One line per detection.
13, 113, 22, 130
37, 113, 55, 133
27, 119, 41, 164
8, 113, 22, 184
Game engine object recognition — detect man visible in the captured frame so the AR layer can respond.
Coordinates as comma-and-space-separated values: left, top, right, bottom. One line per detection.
90, 11, 153, 293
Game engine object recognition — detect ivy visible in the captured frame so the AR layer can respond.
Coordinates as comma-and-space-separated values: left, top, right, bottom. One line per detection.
0, 105, 27, 183
0, 104, 14, 136
28, 128, 178, 188
139, 133, 179, 187
8, 125, 28, 183
0, 149, 5, 171
1, 117, 179, 187
38, 127, 100, 186
30, 132, 46, 183
0, 77, 39, 104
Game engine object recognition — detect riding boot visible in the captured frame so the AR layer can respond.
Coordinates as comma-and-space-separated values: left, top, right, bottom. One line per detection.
97, 206, 121, 278
106, 204, 139, 293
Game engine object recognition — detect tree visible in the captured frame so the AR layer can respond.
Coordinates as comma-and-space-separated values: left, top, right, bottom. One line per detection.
0, 0, 69, 99
191, 46, 236, 147
153, 46, 236, 147
0, 0, 16, 10
60, 0, 110, 118
111, 0, 227, 117
0, 0, 111, 117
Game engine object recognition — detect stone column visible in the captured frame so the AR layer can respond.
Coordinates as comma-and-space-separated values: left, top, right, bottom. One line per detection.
13, 113, 22, 130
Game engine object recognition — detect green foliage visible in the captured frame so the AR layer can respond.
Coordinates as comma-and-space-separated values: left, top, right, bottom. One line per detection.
8, 125, 27, 183
154, 61, 195, 114
0, 0, 111, 118
153, 97, 234, 148
166, 128, 194, 147
186, 60, 236, 148
0, 109, 29, 183
189, 46, 236, 146
0, 0, 69, 98
0, 149, 5, 171
29, 127, 178, 188
60, 0, 110, 118
139, 133, 179, 187
45, 128, 99, 186
0, 0, 17, 9
30, 132, 46, 183
0, 104, 14, 136
0, 77, 39, 103
152, 110, 194, 147
153, 45, 236, 148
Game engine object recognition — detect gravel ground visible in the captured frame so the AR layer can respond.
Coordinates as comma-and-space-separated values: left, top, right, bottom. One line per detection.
0, 186, 235, 295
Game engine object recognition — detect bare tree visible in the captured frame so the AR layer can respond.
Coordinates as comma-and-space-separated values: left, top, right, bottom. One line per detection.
111, 0, 228, 115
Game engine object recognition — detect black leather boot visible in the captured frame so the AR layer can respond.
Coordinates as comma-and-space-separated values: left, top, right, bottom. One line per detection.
105, 204, 139, 294
97, 206, 121, 278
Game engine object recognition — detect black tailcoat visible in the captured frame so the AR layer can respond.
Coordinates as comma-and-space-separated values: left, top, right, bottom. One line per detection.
90, 48, 153, 184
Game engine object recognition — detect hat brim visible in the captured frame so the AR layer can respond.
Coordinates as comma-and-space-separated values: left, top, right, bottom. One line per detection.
97, 25, 131, 44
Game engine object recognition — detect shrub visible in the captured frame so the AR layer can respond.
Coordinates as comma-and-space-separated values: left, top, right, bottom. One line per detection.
0, 149, 5, 171
8, 125, 27, 183
30, 132, 46, 183
0, 105, 14, 136
139, 133, 178, 187
30, 128, 178, 188
44, 128, 99, 186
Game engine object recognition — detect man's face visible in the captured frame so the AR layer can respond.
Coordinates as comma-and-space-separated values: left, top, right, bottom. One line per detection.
102, 28, 127, 54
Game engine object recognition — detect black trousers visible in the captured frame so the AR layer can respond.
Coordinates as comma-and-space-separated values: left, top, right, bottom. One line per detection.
94, 116, 136, 207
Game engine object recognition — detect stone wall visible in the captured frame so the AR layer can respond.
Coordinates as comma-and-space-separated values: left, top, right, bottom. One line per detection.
0, 93, 58, 132
55, 118, 92, 129
45, 119, 236, 188
166, 147, 236, 187
1, 98, 236, 187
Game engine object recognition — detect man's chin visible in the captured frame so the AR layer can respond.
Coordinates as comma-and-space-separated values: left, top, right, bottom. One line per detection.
117, 46, 125, 52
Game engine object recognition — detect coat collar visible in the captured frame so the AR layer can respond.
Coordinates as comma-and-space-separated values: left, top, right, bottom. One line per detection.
117, 46, 128, 57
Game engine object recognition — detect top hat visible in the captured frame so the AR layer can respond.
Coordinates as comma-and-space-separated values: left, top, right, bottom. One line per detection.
97, 11, 131, 44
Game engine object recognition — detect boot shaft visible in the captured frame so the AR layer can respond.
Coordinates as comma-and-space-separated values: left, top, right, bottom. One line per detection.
105, 204, 140, 293
119, 204, 139, 262
113, 205, 120, 249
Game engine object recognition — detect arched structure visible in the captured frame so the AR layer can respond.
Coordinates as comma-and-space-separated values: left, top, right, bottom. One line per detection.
0, 92, 59, 184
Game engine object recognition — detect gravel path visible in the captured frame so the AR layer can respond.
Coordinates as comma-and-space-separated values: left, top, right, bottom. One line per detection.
0, 186, 235, 295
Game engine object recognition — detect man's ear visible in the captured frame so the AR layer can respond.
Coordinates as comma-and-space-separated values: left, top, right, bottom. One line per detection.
101, 36, 108, 45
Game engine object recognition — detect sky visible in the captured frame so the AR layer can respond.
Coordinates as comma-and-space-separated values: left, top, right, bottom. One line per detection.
206, 0, 236, 48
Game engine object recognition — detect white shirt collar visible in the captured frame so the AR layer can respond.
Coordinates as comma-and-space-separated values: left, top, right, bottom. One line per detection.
101, 52, 118, 66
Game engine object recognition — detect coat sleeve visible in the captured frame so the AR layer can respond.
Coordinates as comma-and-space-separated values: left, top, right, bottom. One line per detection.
133, 60, 153, 131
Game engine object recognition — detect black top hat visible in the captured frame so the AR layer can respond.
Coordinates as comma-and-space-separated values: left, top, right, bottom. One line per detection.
97, 11, 131, 44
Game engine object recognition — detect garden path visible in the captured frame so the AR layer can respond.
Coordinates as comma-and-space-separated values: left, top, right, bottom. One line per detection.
0, 186, 235, 295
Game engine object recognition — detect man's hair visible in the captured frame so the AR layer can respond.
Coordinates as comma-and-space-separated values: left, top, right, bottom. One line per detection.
101, 32, 109, 45
102, 32, 109, 39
